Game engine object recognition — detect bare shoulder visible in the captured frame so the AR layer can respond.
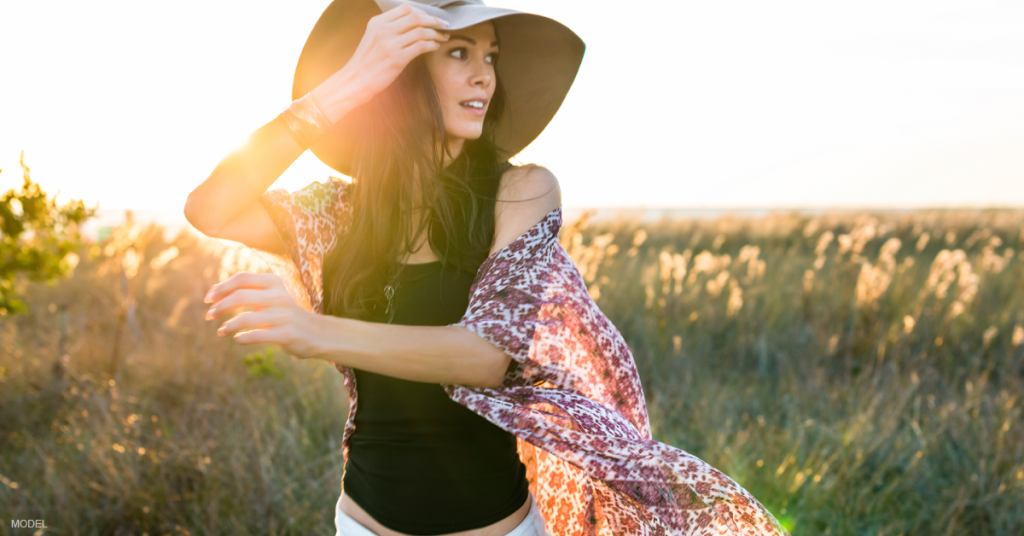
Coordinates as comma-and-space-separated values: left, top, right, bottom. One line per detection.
491, 164, 562, 256
499, 163, 559, 196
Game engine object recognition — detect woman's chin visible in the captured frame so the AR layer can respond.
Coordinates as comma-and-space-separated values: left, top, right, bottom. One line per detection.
447, 126, 484, 141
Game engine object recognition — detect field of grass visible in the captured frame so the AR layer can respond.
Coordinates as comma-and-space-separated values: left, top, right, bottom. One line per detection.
2, 208, 1023, 535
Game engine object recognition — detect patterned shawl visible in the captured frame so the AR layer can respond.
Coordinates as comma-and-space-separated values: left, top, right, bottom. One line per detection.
250, 177, 787, 536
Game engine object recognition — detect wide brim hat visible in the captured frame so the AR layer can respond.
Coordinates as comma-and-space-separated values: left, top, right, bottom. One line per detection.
294, 0, 585, 176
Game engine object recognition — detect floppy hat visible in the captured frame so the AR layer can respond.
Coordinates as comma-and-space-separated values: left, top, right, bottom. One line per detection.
293, 0, 586, 175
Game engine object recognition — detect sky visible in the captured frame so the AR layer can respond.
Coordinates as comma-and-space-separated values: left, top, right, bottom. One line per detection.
1, 0, 1023, 218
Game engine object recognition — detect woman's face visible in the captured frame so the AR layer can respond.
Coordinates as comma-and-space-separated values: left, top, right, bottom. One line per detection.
424, 21, 498, 145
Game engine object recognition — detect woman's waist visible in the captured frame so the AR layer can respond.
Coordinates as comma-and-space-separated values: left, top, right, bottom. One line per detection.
347, 432, 521, 469
341, 455, 531, 534
344, 454, 526, 484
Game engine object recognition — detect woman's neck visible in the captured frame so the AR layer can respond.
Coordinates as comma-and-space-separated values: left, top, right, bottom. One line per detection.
409, 137, 464, 203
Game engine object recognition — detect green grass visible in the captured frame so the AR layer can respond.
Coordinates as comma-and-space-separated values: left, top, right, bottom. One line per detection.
2, 209, 1023, 535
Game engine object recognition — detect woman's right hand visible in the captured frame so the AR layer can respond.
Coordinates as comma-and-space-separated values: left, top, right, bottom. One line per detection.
311, 3, 450, 123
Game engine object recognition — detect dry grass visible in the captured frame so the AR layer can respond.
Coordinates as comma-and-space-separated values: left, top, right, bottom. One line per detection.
2, 208, 1023, 535
1, 220, 348, 535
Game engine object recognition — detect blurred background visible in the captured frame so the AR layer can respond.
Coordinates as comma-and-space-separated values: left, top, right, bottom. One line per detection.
1, 1, 1022, 534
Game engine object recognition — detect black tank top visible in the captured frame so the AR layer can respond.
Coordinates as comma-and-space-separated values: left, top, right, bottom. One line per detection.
342, 260, 530, 535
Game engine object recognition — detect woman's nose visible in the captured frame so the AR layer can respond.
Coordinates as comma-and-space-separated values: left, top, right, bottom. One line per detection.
471, 66, 492, 87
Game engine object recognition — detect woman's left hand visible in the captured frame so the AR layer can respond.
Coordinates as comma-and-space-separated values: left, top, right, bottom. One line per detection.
204, 272, 323, 359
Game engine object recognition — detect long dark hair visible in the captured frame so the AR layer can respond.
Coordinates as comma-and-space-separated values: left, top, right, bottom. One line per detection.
321, 54, 511, 320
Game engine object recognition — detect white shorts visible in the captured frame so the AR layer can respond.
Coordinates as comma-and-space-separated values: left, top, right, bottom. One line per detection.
334, 491, 550, 536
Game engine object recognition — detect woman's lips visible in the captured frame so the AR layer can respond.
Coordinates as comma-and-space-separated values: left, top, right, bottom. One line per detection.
459, 102, 487, 116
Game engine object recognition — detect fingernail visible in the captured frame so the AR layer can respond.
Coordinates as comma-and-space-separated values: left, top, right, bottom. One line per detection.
205, 308, 214, 320
204, 292, 214, 303
441, 20, 449, 28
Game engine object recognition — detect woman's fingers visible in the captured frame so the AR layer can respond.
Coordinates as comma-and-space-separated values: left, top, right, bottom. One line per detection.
232, 327, 284, 346
218, 308, 288, 338
397, 38, 442, 61
390, 7, 449, 35
390, 8, 449, 50
314, 4, 450, 116
204, 272, 278, 304
375, 2, 414, 23
206, 288, 278, 320
396, 27, 449, 51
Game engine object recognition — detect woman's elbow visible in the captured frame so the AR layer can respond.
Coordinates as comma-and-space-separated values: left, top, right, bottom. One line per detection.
468, 353, 513, 389
184, 191, 218, 236
449, 325, 513, 389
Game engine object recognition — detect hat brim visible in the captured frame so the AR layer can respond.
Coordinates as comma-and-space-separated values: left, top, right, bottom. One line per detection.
293, 0, 585, 176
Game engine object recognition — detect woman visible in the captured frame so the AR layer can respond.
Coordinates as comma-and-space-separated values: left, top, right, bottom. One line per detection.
186, 1, 787, 535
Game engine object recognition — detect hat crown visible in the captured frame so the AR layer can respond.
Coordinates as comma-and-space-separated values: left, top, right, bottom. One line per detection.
426, 0, 482, 6
377, 0, 483, 11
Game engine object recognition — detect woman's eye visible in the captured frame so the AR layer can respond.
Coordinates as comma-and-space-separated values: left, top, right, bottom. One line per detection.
448, 48, 498, 65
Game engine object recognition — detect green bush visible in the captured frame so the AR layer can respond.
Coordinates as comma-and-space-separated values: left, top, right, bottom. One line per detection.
0, 152, 95, 316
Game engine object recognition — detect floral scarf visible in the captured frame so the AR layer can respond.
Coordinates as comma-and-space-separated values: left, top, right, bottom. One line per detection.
251, 177, 787, 536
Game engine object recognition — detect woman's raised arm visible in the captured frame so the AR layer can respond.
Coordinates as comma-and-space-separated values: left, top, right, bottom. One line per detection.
183, 117, 305, 251
184, 3, 451, 248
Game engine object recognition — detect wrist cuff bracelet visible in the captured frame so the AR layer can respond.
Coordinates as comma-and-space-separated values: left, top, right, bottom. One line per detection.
280, 92, 333, 150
